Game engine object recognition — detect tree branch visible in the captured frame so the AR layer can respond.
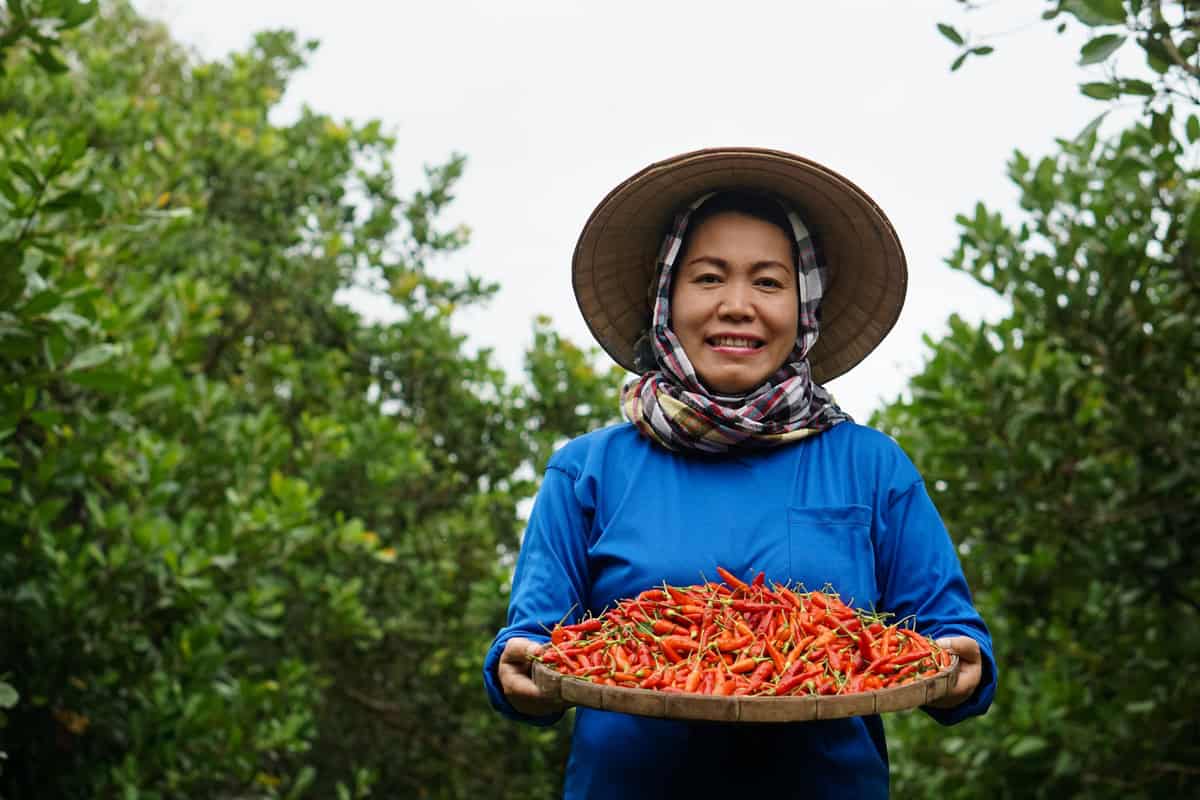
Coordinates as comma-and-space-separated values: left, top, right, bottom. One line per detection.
1151, 0, 1200, 78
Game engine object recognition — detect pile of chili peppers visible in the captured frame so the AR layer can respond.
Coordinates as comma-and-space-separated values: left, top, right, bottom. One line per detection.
537, 567, 952, 697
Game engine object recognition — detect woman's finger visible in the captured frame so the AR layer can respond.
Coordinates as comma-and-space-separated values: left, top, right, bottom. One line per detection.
498, 638, 563, 716
927, 636, 983, 709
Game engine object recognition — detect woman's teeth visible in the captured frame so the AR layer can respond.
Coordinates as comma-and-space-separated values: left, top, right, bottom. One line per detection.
710, 336, 761, 348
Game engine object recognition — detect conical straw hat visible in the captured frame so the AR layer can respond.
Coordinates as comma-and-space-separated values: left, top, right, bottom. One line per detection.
572, 147, 907, 384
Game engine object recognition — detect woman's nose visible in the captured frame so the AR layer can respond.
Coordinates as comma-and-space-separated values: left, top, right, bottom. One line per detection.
717, 282, 754, 320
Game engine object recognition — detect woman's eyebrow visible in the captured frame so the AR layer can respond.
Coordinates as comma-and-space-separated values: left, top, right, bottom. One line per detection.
682, 255, 729, 269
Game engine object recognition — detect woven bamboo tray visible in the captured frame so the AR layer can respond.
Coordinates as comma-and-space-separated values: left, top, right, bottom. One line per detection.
532, 656, 959, 723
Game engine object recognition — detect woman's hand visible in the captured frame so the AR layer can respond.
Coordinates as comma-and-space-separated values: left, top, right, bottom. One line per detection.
498, 637, 567, 717
926, 636, 984, 709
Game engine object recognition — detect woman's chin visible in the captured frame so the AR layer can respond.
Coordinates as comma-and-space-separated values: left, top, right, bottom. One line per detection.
699, 369, 770, 395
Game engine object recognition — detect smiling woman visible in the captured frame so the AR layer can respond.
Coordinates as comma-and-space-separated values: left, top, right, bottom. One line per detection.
484, 148, 997, 800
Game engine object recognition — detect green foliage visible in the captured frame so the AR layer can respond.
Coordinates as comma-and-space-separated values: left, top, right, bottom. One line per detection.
941, 1, 1200, 113
876, 102, 1200, 800
0, 2, 618, 797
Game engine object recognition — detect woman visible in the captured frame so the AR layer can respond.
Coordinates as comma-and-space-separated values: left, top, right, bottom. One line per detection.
484, 148, 996, 799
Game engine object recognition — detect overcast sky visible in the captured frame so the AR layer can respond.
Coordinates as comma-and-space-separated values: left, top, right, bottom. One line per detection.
134, 0, 1107, 419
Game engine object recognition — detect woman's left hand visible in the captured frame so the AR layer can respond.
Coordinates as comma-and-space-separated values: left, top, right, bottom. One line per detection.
926, 636, 983, 709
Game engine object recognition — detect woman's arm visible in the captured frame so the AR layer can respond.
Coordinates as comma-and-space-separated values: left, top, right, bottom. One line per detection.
874, 476, 997, 724
483, 464, 593, 725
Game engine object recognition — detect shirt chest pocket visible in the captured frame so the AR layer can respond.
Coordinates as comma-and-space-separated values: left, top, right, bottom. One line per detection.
788, 505, 877, 608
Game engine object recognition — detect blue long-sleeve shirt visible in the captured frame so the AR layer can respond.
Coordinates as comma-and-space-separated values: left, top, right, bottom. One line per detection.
485, 421, 996, 799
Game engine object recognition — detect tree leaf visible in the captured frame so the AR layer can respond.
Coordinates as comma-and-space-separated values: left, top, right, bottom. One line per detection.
66, 343, 123, 372
0, 176, 21, 206
0, 681, 17, 709
1079, 33, 1126, 65
32, 48, 69, 74
21, 290, 62, 317
1063, 0, 1127, 26
937, 23, 965, 46
951, 52, 969, 72
9, 161, 40, 190
58, 0, 98, 30
64, 368, 132, 393
1187, 114, 1199, 144
1080, 81, 1120, 100
1010, 736, 1049, 758
1121, 79, 1155, 96
60, 132, 90, 165
1075, 111, 1109, 144
1151, 110, 1172, 144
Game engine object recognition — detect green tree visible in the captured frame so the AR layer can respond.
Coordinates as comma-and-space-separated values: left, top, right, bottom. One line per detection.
0, 2, 619, 797
874, 4, 1200, 797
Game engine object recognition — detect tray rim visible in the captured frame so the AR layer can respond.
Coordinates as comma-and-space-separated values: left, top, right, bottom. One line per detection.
532, 654, 960, 723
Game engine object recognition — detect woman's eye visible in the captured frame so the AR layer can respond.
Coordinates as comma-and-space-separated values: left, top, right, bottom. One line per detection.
756, 278, 783, 289
696, 274, 722, 284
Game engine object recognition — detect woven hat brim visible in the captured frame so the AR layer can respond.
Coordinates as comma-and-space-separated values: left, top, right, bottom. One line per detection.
572, 147, 907, 384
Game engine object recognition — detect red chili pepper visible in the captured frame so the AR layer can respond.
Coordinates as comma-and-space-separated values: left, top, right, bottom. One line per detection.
665, 585, 694, 606
890, 648, 933, 667
751, 571, 765, 588
651, 619, 686, 636
697, 607, 715, 650
880, 626, 895, 658
754, 609, 775, 638
773, 672, 814, 696
887, 663, 921, 685
563, 619, 602, 633
826, 646, 845, 674
730, 600, 789, 613
662, 635, 699, 653
745, 659, 776, 693
573, 665, 607, 677
866, 655, 893, 675
765, 638, 786, 675
729, 658, 757, 674
776, 585, 805, 610
716, 566, 751, 594
858, 623, 877, 658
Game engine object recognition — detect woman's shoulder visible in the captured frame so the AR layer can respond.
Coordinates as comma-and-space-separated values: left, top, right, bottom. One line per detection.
827, 420, 904, 451
546, 422, 646, 475
818, 421, 922, 479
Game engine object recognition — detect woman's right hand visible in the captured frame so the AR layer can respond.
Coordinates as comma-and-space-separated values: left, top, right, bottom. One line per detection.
498, 637, 566, 717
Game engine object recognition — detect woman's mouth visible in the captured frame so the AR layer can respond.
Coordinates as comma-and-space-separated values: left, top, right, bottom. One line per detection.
706, 335, 765, 352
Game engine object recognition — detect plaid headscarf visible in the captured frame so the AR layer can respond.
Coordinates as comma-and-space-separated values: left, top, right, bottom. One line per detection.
620, 192, 850, 454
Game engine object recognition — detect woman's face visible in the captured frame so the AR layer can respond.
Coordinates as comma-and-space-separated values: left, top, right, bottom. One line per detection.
670, 211, 799, 394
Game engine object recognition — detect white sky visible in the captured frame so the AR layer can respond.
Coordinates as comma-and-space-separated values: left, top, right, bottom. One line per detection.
134, 0, 1109, 419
